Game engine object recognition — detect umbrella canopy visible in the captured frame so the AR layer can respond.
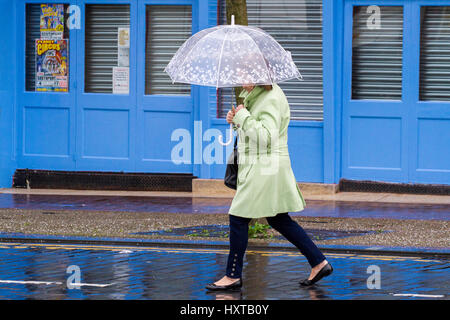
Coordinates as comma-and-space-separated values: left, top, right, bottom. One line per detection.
164, 16, 302, 88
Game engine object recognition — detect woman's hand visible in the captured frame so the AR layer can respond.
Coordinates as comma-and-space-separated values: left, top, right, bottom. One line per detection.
226, 105, 245, 124
235, 104, 245, 114
226, 105, 236, 124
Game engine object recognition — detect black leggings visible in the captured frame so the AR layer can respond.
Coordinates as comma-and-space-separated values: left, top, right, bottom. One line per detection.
226, 213, 326, 279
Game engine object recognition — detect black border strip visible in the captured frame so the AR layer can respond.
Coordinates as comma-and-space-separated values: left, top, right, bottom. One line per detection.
339, 179, 450, 195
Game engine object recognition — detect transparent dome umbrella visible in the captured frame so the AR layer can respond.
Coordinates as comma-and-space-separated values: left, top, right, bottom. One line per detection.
165, 15, 303, 145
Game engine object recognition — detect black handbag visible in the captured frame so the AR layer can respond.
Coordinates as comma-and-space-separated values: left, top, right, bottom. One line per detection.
224, 136, 238, 190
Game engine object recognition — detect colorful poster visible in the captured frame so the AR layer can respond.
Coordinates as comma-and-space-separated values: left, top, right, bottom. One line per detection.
40, 4, 65, 40
35, 39, 69, 92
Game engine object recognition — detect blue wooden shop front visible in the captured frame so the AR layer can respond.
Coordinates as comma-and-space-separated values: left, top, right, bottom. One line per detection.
0, 0, 448, 188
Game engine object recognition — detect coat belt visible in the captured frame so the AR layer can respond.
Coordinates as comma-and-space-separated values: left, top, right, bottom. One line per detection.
238, 144, 289, 156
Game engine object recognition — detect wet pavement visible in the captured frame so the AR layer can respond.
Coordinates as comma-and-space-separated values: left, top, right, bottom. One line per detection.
0, 193, 449, 220
0, 191, 448, 300
0, 242, 448, 300
133, 224, 381, 241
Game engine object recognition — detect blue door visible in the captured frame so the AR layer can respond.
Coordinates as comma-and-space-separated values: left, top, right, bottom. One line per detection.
76, 0, 195, 174
16, 0, 198, 175
341, 1, 450, 185
16, 1, 77, 171
76, 1, 137, 172
136, 0, 196, 174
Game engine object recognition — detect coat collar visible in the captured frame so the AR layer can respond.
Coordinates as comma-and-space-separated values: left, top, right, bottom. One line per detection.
239, 86, 265, 108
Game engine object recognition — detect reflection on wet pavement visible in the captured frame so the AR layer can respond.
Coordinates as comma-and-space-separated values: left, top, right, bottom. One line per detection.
0, 193, 449, 220
0, 243, 447, 300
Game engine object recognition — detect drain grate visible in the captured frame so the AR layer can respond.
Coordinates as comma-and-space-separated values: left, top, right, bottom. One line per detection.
339, 179, 450, 195
133, 224, 382, 240
12, 169, 195, 192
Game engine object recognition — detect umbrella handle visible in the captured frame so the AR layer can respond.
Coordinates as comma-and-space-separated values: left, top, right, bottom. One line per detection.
218, 124, 234, 146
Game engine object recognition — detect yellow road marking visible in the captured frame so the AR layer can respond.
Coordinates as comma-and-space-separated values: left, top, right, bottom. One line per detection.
0, 242, 444, 263
358, 254, 419, 260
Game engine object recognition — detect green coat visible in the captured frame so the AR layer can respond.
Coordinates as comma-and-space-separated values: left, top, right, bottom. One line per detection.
229, 84, 306, 219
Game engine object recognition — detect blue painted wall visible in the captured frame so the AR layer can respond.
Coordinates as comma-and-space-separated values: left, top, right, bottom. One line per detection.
1, 0, 449, 188
0, 0, 17, 188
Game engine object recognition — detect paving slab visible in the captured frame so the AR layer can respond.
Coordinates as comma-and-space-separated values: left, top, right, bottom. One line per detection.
0, 192, 448, 220
3, 188, 450, 205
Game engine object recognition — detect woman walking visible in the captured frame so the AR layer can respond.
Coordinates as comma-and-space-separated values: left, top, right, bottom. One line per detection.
206, 83, 333, 291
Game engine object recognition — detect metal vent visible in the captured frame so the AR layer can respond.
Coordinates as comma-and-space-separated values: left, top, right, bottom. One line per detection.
419, 6, 450, 101
85, 4, 130, 93
217, 0, 324, 121
13, 169, 195, 192
145, 5, 191, 95
351, 6, 404, 100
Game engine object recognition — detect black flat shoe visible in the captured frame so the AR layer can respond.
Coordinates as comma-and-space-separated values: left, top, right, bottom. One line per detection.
205, 278, 242, 291
300, 263, 333, 287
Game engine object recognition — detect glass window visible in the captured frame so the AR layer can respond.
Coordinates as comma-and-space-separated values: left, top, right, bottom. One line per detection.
352, 6, 404, 100
217, 0, 323, 121
419, 6, 450, 101
26, 3, 70, 92
85, 4, 130, 94
145, 5, 191, 95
